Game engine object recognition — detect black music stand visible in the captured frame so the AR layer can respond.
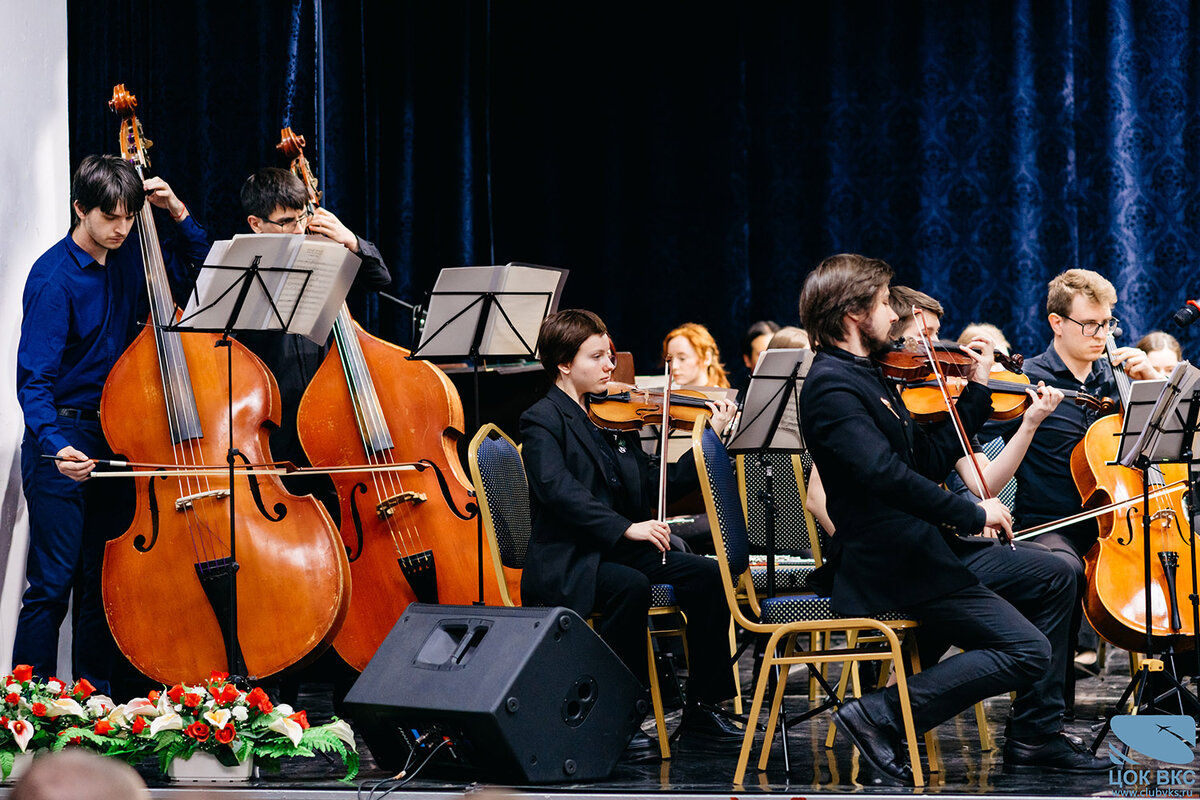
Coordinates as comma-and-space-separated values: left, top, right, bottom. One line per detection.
410, 264, 565, 603
726, 348, 811, 598
1090, 365, 1200, 752
725, 347, 812, 772
171, 244, 350, 680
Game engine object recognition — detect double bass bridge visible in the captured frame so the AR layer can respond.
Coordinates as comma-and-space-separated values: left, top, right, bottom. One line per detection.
377, 491, 427, 519
175, 488, 230, 511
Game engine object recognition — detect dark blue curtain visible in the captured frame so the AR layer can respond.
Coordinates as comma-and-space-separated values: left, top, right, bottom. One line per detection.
66, 0, 1200, 384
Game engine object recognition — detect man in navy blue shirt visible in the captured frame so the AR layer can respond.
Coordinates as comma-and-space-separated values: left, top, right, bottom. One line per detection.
14, 154, 209, 694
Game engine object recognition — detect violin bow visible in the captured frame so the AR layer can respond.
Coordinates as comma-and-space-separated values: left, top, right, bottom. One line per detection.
658, 359, 673, 565
912, 308, 1015, 549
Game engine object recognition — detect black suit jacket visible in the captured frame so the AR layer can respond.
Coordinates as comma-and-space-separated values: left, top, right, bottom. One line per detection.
519, 385, 698, 614
799, 346, 990, 615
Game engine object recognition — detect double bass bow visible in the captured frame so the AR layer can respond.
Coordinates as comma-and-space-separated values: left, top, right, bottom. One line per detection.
282, 128, 520, 671
100, 87, 350, 683
1074, 334, 1194, 652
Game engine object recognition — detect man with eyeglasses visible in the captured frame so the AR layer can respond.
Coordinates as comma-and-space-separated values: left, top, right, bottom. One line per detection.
237, 167, 391, 510
999, 268, 1162, 709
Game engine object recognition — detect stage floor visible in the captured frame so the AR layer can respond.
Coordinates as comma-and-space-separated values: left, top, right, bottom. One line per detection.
0, 649, 1185, 798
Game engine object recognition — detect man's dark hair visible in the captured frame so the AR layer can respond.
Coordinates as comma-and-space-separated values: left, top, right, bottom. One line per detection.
798, 253, 894, 348
70, 155, 144, 228
536, 309, 609, 379
240, 168, 308, 219
888, 285, 943, 339
741, 320, 780, 357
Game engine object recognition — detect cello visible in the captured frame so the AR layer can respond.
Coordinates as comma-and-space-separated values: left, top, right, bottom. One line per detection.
281, 128, 521, 671
1074, 335, 1195, 653
100, 87, 350, 683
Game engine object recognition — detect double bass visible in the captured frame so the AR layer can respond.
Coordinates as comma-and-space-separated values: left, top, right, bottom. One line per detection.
281, 128, 520, 671
100, 87, 350, 683
1074, 335, 1195, 653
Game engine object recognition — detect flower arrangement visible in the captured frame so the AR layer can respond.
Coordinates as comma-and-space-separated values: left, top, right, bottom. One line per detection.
0, 666, 359, 781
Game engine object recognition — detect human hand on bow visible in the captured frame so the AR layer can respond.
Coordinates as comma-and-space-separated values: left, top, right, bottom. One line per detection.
306, 207, 360, 253
143, 177, 187, 221
977, 497, 1013, 542
55, 445, 95, 482
706, 398, 737, 435
625, 519, 671, 552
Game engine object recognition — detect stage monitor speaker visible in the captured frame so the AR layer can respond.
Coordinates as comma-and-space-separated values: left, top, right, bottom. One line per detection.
343, 603, 648, 784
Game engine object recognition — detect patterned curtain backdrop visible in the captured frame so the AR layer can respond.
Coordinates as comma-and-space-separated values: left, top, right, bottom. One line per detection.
63, 0, 1200, 385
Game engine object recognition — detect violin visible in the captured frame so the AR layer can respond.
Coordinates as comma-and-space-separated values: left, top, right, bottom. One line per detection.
1074, 335, 1194, 652
901, 371, 1115, 423
586, 383, 718, 432
100, 86, 349, 683
875, 337, 1024, 382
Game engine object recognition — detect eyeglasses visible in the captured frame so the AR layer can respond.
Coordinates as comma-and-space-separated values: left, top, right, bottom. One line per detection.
262, 211, 309, 229
1061, 315, 1119, 337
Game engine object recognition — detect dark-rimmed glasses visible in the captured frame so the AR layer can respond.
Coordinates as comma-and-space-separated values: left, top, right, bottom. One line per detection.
1061, 315, 1119, 337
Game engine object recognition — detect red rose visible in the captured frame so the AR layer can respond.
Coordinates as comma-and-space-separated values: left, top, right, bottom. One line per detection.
147, 690, 160, 703
11, 665, 32, 683
215, 684, 240, 704
246, 687, 273, 714
0, 716, 9, 727
31, 702, 46, 717
73, 678, 95, 699
131, 716, 147, 734
183, 693, 203, 709
209, 670, 229, 683
4, 693, 18, 705
184, 721, 211, 741
287, 710, 310, 730
94, 720, 113, 735
214, 725, 235, 744
69, 736, 81, 745
167, 685, 185, 704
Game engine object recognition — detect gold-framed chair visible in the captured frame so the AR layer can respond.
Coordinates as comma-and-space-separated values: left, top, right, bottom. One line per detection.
692, 420, 928, 786
468, 423, 688, 758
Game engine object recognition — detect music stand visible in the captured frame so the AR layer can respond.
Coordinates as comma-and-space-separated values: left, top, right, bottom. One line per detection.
725, 347, 814, 772
169, 244, 353, 680
726, 348, 811, 598
1090, 365, 1200, 752
410, 264, 566, 603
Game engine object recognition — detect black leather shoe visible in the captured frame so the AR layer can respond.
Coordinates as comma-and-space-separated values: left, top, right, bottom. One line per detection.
678, 703, 745, 747
620, 731, 662, 764
832, 699, 912, 785
1003, 731, 1108, 773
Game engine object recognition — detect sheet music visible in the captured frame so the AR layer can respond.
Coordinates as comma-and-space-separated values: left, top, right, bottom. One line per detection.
418, 264, 564, 358
1117, 363, 1200, 467
181, 234, 360, 343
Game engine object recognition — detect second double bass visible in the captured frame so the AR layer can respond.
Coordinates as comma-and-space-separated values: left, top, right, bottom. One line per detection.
281, 129, 520, 671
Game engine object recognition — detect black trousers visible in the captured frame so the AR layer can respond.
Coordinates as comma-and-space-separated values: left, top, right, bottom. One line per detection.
863, 541, 1075, 739
591, 542, 736, 705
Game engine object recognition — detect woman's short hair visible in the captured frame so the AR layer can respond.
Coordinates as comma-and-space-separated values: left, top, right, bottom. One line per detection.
536, 309, 609, 378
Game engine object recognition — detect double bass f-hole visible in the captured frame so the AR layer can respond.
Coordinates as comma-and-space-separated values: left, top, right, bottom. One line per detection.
233, 451, 286, 521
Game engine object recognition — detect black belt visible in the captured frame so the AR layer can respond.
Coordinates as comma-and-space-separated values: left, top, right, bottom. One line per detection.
57, 407, 100, 422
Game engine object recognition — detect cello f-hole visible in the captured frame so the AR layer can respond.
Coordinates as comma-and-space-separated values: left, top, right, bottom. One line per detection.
235, 451, 287, 521
347, 482, 369, 562
134, 472, 165, 553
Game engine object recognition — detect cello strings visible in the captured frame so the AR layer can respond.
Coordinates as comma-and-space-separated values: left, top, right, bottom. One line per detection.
332, 309, 418, 558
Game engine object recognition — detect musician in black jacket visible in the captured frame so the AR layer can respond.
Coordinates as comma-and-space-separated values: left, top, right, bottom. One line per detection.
798, 254, 1105, 782
520, 309, 741, 757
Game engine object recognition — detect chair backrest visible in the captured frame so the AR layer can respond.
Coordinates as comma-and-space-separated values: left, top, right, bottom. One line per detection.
736, 452, 823, 564
692, 421, 762, 627
468, 424, 532, 607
